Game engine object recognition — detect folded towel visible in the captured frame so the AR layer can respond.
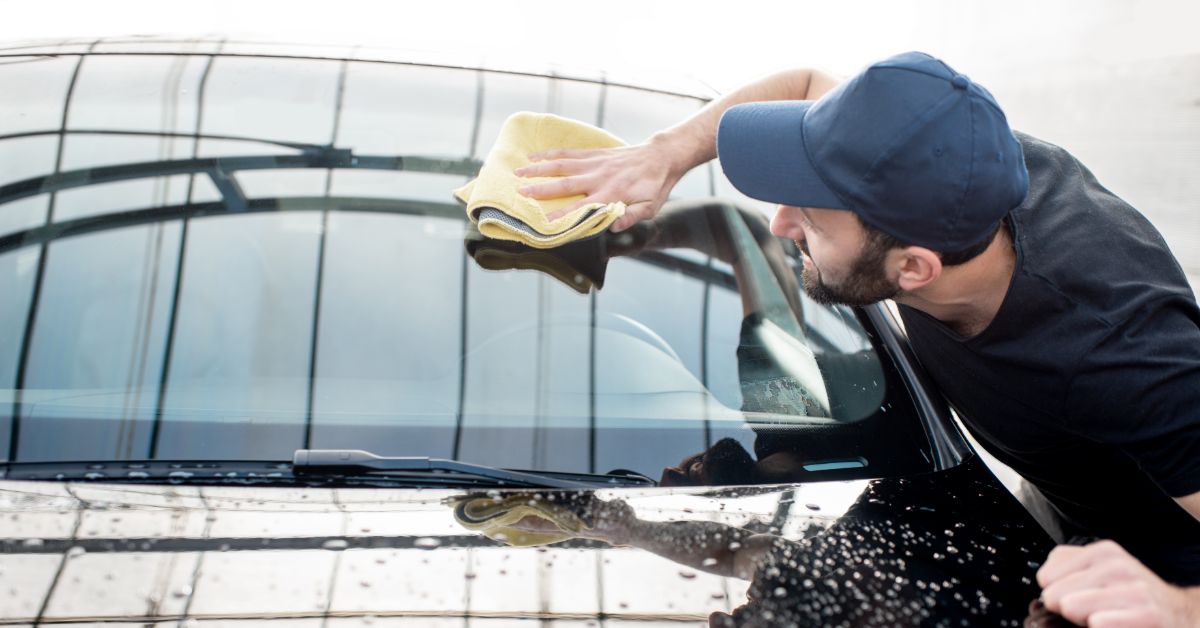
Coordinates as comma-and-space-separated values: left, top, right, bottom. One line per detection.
464, 230, 609, 294
450, 493, 590, 547
454, 112, 626, 249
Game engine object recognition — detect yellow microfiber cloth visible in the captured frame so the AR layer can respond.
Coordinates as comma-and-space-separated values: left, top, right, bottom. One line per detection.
450, 493, 591, 547
453, 112, 627, 249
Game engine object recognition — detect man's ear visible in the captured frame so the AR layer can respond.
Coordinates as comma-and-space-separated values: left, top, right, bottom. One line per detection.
895, 246, 942, 292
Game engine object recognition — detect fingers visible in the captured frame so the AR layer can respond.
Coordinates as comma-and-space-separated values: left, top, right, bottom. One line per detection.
544, 197, 594, 221
518, 175, 592, 200
514, 158, 591, 178
1087, 608, 1162, 628
1056, 583, 1152, 625
1042, 557, 1139, 611
544, 197, 658, 225
609, 200, 658, 233
1038, 540, 1127, 587
527, 147, 601, 162
1035, 540, 1188, 628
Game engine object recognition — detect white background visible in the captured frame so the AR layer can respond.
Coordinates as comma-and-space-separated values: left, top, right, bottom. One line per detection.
3, 0, 1198, 291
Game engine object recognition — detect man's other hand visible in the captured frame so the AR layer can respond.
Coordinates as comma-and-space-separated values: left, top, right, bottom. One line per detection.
1036, 540, 1199, 627
514, 136, 683, 232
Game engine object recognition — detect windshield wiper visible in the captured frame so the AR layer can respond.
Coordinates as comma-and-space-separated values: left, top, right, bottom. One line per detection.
1, 453, 656, 489
292, 449, 654, 488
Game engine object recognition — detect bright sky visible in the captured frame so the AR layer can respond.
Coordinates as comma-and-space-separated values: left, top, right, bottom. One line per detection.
3, 0, 1197, 90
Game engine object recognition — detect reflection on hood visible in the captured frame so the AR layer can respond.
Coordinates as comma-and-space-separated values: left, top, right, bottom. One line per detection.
720, 466, 1050, 627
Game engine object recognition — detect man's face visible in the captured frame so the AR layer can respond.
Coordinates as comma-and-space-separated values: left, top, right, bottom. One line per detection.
769, 205, 899, 306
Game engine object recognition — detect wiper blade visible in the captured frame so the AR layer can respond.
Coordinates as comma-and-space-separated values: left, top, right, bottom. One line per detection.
0, 459, 292, 483
0, 453, 656, 489
292, 449, 652, 488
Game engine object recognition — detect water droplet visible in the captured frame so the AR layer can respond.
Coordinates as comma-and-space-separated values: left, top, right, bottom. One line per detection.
172, 585, 193, 599
678, 570, 697, 579
702, 557, 718, 567
805, 503, 821, 511
65, 546, 85, 558
322, 539, 349, 551
22, 538, 44, 548
168, 471, 194, 482
773, 586, 788, 597
414, 537, 441, 549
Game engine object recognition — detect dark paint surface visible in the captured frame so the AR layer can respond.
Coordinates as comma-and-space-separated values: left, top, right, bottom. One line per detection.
0, 456, 1057, 626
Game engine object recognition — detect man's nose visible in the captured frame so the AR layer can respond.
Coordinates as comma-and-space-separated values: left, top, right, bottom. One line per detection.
771, 205, 805, 240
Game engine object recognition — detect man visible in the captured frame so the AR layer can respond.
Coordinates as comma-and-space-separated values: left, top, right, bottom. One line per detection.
514, 51, 1200, 626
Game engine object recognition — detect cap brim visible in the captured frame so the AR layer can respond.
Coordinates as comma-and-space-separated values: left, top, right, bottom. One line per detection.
717, 101, 846, 210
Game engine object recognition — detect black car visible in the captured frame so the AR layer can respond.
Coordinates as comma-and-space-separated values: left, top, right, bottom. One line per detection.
0, 37, 1061, 626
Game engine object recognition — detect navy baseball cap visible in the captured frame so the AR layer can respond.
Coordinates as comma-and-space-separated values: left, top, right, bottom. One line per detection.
717, 51, 1028, 252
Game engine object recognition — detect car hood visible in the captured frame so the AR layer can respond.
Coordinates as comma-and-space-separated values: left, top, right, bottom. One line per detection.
0, 456, 1053, 626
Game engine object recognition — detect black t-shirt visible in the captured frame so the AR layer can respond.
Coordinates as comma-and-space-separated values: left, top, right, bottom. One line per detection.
899, 132, 1200, 585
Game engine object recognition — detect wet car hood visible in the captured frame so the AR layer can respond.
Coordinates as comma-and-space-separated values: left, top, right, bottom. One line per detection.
0, 456, 1053, 626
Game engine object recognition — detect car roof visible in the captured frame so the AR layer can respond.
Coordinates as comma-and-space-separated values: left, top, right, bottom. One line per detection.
0, 35, 722, 101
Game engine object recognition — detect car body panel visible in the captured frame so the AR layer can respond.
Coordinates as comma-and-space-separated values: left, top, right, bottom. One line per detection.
1, 455, 1052, 626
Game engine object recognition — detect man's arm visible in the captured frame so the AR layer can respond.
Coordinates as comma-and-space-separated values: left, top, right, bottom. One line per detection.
514, 67, 842, 231
1176, 490, 1200, 522
1037, 539, 1200, 627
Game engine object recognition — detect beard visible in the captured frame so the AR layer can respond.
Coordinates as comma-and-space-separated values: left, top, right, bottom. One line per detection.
799, 241, 899, 307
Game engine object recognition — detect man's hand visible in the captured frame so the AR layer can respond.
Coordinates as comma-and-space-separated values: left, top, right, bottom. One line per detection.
514, 133, 689, 232
1036, 540, 1199, 627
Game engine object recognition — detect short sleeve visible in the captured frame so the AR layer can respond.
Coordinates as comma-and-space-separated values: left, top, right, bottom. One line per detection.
1065, 295, 1200, 498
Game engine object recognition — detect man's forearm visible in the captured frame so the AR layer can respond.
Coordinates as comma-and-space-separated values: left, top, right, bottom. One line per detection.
651, 68, 842, 178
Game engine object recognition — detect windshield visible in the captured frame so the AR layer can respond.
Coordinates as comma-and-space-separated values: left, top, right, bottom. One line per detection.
0, 50, 933, 484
